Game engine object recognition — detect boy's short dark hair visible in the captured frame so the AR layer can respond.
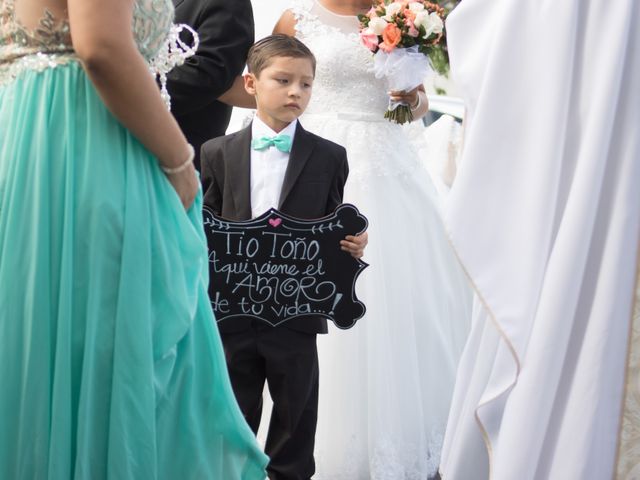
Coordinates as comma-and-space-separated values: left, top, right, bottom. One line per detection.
247, 34, 316, 78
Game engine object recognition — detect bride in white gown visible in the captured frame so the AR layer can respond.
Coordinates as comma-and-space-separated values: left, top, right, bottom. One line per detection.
275, 1, 472, 478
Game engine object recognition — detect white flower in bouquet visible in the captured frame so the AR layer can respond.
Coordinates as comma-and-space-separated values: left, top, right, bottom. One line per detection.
414, 11, 429, 28
415, 11, 444, 38
408, 2, 425, 13
369, 17, 389, 36
384, 3, 403, 21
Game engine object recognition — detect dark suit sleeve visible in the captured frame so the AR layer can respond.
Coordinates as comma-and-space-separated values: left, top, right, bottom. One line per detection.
201, 142, 223, 215
326, 145, 349, 215
167, 0, 254, 116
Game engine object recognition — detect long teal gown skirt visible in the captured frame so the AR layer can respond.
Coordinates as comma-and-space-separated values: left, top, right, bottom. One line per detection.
0, 61, 268, 478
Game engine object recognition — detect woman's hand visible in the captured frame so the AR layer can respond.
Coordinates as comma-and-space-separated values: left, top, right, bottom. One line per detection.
389, 85, 429, 121
389, 86, 421, 108
166, 163, 199, 210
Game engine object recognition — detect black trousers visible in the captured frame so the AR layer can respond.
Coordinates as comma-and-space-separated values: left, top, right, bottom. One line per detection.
221, 323, 319, 480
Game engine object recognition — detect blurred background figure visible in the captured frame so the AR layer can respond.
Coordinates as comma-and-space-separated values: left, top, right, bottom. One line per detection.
168, 0, 255, 168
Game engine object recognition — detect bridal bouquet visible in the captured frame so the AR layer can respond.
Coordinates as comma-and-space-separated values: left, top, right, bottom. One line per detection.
358, 1, 448, 124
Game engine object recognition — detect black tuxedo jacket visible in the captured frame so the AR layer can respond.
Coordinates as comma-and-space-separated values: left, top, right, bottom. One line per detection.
201, 122, 349, 334
168, 0, 254, 169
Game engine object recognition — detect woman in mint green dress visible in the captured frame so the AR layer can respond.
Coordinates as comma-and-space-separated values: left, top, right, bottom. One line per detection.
0, 0, 268, 478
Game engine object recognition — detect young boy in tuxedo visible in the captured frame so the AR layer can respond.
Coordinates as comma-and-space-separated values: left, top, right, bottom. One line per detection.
200, 34, 367, 480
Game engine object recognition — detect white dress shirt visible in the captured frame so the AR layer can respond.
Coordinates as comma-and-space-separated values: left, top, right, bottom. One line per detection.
250, 117, 297, 218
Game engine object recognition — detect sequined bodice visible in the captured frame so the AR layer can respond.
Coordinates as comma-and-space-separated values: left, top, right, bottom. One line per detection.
0, 2, 72, 64
292, 0, 389, 117
0, 0, 174, 85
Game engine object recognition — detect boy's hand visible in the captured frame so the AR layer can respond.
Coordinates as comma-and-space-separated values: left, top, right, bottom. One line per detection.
340, 232, 369, 259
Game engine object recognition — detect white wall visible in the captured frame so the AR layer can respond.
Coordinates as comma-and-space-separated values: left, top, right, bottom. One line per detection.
251, 0, 290, 40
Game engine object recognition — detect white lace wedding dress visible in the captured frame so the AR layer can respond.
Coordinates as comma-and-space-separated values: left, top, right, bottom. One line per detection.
290, 1, 472, 478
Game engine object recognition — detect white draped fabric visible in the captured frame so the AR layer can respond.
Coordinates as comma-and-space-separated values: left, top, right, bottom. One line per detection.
440, 0, 640, 479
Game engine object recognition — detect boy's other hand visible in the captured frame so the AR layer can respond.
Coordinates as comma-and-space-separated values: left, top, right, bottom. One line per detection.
340, 232, 368, 259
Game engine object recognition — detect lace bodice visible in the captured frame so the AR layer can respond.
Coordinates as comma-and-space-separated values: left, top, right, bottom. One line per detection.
0, 0, 174, 85
132, 0, 175, 61
291, 0, 389, 118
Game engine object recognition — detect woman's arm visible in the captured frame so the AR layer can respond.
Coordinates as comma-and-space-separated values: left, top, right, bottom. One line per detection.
273, 10, 296, 36
218, 76, 256, 109
68, 0, 198, 207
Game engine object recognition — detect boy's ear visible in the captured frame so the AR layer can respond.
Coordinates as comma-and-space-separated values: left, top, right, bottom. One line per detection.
244, 73, 257, 96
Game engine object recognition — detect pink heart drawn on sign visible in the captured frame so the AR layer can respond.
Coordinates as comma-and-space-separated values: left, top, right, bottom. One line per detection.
269, 218, 282, 228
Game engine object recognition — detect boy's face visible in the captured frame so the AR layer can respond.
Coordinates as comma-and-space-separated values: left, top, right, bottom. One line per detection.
244, 56, 314, 133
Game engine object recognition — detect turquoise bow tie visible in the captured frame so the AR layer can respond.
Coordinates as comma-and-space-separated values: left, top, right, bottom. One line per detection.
251, 134, 293, 153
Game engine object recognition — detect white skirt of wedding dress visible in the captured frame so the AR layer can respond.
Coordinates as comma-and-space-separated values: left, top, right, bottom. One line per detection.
298, 112, 472, 479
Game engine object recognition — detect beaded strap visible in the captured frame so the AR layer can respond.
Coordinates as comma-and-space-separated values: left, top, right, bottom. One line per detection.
148, 23, 199, 110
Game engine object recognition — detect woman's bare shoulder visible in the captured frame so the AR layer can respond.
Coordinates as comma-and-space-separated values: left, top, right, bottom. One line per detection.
273, 9, 296, 36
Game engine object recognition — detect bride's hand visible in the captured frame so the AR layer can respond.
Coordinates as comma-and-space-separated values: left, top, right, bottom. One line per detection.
389, 86, 421, 108
166, 163, 199, 210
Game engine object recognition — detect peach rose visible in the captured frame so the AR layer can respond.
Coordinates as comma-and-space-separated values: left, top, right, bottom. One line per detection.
403, 8, 416, 22
381, 23, 402, 49
378, 41, 395, 53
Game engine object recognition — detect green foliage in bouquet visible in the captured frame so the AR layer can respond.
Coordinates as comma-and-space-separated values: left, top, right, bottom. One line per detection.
429, 0, 460, 76
424, 35, 450, 77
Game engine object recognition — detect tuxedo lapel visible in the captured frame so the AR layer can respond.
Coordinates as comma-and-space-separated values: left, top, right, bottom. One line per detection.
279, 123, 316, 208
226, 125, 252, 219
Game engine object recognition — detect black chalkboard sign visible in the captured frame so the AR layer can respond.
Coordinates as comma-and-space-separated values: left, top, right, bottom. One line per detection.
203, 204, 369, 329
